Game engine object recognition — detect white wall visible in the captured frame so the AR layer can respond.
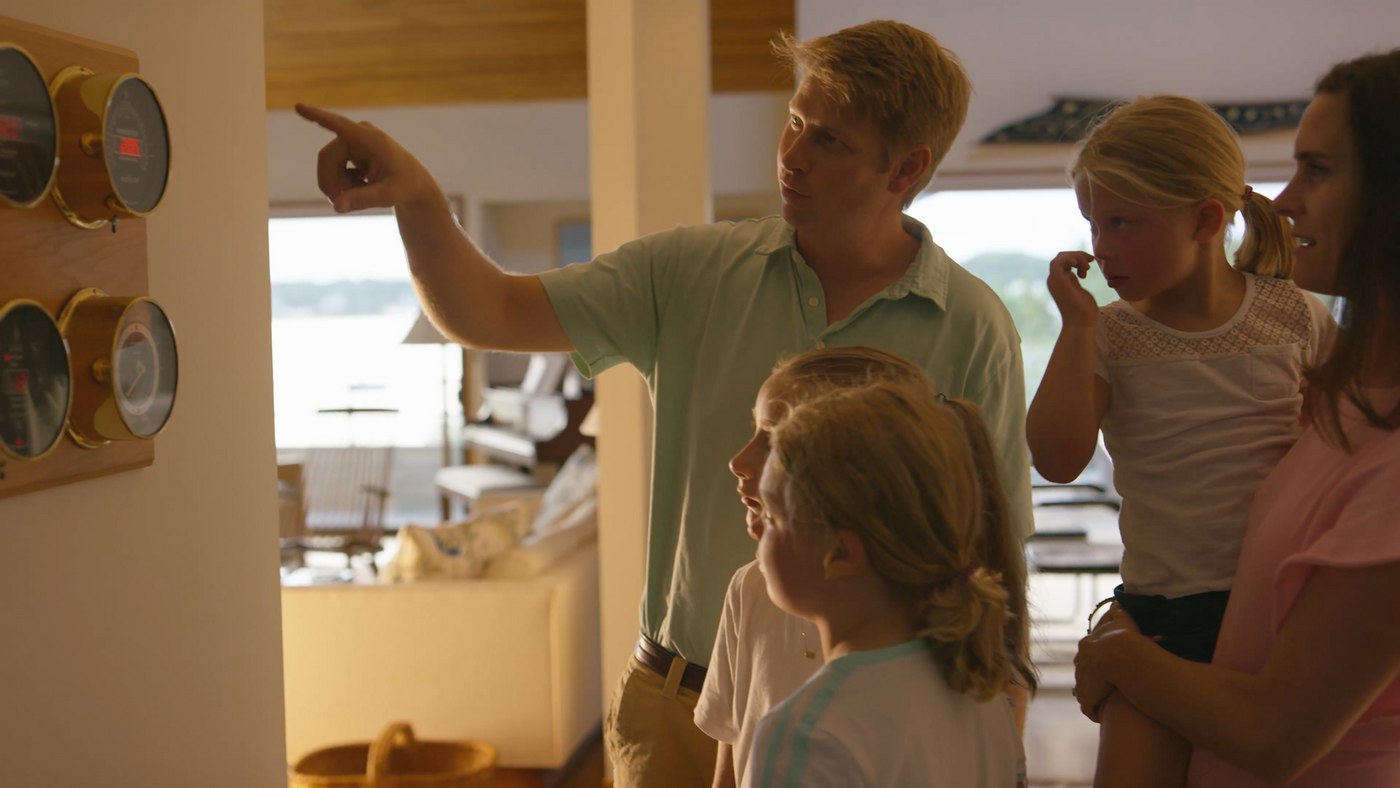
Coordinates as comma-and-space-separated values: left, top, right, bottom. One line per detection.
0, 4, 287, 786
484, 192, 781, 276
266, 93, 788, 209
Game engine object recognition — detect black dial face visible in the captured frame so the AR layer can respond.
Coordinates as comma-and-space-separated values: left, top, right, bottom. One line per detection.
0, 46, 58, 207
104, 77, 168, 214
0, 302, 70, 460
112, 300, 176, 438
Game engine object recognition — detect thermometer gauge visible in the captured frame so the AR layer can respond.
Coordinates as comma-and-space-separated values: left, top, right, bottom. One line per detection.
0, 43, 59, 209
0, 300, 72, 461
59, 289, 178, 447
50, 68, 169, 229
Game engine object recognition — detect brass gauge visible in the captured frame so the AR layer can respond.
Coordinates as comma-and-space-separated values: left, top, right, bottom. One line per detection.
0, 43, 59, 209
0, 300, 72, 461
59, 288, 178, 447
49, 68, 169, 229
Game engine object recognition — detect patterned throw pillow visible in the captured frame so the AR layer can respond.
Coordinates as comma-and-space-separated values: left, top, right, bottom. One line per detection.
383, 504, 527, 582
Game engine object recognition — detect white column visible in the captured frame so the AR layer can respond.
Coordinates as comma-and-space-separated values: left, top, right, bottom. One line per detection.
585, 0, 713, 722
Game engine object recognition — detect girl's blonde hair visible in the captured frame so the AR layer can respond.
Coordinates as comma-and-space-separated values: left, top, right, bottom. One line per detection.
1070, 94, 1294, 278
767, 380, 1033, 700
769, 345, 931, 401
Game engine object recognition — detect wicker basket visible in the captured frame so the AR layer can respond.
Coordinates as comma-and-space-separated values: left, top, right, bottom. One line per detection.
289, 722, 497, 788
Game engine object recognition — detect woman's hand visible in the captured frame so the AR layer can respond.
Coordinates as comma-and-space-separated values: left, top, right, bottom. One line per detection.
1074, 604, 1144, 722
1047, 251, 1100, 329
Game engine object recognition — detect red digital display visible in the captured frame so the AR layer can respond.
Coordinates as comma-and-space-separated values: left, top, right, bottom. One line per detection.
0, 115, 18, 141
118, 136, 142, 157
3, 369, 27, 395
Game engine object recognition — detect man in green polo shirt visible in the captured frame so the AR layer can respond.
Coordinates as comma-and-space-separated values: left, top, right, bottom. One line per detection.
298, 19, 1031, 788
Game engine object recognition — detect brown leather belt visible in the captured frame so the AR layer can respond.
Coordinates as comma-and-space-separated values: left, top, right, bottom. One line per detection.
635, 632, 706, 694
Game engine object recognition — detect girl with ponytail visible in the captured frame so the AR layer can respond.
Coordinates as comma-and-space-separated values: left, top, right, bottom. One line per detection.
1027, 94, 1338, 786
698, 346, 1033, 788
1075, 49, 1400, 788
744, 380, 1028, 788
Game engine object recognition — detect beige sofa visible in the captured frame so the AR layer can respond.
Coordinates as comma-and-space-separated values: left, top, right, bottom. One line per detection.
281, 539, 601, 768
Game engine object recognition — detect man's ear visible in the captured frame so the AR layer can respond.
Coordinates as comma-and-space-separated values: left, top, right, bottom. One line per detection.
889, 145, 932, 197
824, 529, 866, 579
1193, 198, 1227, 242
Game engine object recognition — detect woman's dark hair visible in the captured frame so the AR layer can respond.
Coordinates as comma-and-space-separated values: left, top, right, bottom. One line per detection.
1304, 49, 1400, 445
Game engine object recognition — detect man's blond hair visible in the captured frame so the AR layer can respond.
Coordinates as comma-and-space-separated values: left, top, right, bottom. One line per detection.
774, 20, 972, 205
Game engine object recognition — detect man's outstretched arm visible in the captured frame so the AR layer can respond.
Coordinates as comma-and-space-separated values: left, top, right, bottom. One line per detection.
297, 103, 571, 352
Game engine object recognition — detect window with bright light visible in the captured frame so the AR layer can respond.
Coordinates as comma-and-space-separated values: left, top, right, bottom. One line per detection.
907, 183, 1290, 399
269, 212, 461, 525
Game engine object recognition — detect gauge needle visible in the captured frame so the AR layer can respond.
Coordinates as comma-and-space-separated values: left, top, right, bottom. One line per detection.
123, 361, 148, 398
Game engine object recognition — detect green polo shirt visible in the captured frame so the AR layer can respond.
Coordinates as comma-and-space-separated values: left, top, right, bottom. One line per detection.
538, 215, 1031, 665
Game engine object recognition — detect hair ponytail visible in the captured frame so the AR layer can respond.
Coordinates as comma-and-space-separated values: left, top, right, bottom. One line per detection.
919, 565, 1013, 701
1234, 191, 1295, 278
937, 399, 1036, 695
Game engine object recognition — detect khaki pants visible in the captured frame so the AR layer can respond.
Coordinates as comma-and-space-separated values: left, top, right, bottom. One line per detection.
605, 655, 717, 788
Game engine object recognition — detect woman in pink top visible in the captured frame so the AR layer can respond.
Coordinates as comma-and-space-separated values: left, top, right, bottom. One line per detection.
1074, 48, 1400, 787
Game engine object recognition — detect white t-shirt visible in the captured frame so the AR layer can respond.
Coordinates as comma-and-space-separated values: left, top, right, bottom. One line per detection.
1095, 273, 1336, 597
695, 561, 822, 786
745, 638, 1025, 788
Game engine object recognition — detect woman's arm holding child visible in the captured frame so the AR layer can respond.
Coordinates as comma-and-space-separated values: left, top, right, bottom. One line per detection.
1077, 561, 1400, 783
1027, 252, 1110, 482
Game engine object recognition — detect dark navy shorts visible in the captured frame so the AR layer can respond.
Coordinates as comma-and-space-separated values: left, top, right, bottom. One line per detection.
1112, 584, 1230, 664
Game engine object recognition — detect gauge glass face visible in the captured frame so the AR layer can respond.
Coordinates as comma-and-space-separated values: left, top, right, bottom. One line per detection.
104, 77, 168, 214
0, 303, 70, 459
0, 46, 58, 206
112, 300, 177, 437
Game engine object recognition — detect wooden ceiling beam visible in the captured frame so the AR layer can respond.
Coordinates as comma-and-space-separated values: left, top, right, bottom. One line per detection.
265, 0, 794, 109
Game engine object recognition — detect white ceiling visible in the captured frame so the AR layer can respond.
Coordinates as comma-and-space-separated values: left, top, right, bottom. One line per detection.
797, 0, 1400, 185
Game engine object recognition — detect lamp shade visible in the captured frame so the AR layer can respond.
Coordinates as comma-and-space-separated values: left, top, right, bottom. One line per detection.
401, 309, 451, 345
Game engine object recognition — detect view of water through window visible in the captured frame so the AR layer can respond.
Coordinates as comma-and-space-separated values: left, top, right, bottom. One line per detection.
269, 185, 1289, 525
269, 213, 461, 525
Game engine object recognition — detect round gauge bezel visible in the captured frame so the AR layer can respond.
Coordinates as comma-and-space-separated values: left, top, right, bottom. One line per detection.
49, 67, 171, 229
102, 75, 169, 216
110, 297, 178, 438
0, 299, 73, 462
0, 42, 60, 210
58, 288, 180, 447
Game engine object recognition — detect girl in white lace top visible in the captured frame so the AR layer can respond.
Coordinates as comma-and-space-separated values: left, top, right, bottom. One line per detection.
1025, 95, 1336, 787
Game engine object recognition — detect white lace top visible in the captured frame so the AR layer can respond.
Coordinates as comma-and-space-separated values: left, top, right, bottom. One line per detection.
1094, 272, 1337, 597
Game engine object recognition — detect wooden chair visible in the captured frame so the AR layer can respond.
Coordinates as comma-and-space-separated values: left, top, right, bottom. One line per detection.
280, 446, 393, 574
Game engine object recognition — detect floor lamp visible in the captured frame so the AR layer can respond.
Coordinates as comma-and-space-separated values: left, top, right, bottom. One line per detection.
401, 309, 458, 521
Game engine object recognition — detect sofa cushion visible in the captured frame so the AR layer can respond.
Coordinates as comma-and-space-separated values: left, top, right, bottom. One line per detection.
281, 540, 602, 768
529, 445, 597, 539
485, 499, 597, 579
383, 504, 527, 583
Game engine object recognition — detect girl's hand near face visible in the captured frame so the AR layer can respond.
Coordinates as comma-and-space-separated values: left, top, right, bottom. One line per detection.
1047, 251, 1100, 330
1026, 250, 1110, 482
